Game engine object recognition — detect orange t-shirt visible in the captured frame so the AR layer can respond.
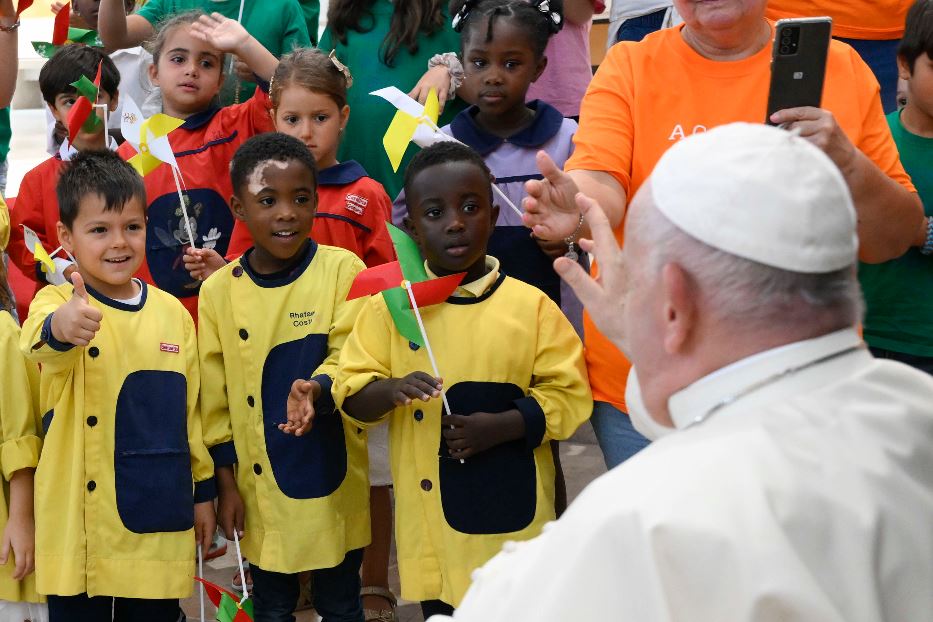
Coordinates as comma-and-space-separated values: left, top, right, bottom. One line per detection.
765, 0, 911, 40
566, 24, 914, 411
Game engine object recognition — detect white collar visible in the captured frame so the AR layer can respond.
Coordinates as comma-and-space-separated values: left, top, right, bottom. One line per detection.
668, 328, 865, 430
59, 134, 119, 161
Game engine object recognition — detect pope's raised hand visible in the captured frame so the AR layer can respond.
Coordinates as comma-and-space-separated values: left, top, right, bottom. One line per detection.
282, 379, 321, 436
553, 193, 628, 348
50, 272, 103, 347
522, 150, 583, 241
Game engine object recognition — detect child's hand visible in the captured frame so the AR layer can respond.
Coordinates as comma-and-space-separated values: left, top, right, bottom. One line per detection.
190, 12, 252, 54
193, 500, 216, 558
217, 474, 245, 541
51, 272, 103, 347
282, 379, 321, 436
0, 508, 35, 580
49, 0, 66, 15
183, 247, 226, 281
409, 65, 454, 113
442, 409, 526, 460
390, 373, 442, 407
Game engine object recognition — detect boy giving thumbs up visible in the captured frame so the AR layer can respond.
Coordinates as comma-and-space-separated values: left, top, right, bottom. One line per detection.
19, 151, 217, 620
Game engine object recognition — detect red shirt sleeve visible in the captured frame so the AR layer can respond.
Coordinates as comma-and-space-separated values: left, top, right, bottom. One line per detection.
8, 160, 62, 283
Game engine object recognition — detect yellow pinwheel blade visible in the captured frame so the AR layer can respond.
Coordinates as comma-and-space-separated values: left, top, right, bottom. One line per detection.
423, 87, 439, 125
147, 113, 184, 138
33, 244, 55, 273
128, 152, 163, 177
383, 110, 420, 172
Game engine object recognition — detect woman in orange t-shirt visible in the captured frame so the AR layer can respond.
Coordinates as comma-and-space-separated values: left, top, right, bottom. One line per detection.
520, 0, 927, 469
766, 0, 914, 112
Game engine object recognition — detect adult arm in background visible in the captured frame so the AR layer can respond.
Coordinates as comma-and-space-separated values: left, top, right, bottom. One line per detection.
523, 151, 628, 243
564, 0, 597, 25
98, 0, 155, 50
771, 106, 926, 263
0, 0, 17, 109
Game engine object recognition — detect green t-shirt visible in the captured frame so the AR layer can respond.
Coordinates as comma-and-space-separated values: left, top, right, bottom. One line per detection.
859, 111, 933, 356
137, 0, 311, 105
298, 0, 319, 45
0, 108, 10, 163
320, 0, 464, 199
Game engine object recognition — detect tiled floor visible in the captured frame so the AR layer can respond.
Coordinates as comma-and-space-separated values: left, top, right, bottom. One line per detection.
179, 426, 606, 622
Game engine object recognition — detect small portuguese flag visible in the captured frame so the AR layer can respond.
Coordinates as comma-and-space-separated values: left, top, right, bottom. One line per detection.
347, 223, 465, 346
195, 577, 254, 622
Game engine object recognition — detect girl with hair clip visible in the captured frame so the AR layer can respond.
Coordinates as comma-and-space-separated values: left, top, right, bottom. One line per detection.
394, 0, 586, 336
222, 47, 396, 270
115, 10, 280, 322
319, 0, 467, 201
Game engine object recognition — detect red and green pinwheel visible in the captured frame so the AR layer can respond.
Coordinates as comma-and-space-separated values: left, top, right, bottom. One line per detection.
65, 61, 103, 140
194, 577, 254, 622
347, 223, 465, 346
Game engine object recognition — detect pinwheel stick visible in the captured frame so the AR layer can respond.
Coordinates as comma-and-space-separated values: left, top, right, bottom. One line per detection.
197, 545, 206, 622
421, 117, 523, 218
170, 165, 197, 248
403, 280, 465, 464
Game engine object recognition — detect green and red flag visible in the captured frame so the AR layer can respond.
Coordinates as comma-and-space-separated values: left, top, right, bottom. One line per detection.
66, 61, 103, 140
31, 2, 104, 58
194, 577, 254, 622
347, 223, 465, 346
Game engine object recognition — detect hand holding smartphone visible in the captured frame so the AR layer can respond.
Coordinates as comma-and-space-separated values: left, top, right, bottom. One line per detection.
766, 17, 833, 125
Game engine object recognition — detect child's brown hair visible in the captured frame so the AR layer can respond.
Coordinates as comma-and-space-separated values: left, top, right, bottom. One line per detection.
147, 10, 227, 69
270, 48, 353, 111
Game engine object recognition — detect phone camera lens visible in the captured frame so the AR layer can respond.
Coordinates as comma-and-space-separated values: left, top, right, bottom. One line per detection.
780, 45, 790, 54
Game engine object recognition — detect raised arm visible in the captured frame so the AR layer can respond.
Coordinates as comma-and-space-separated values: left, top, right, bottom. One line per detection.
190, 13, 278, 82
563, 0, 596, 25
98, 0, 155, 50
0, 0, 18, 108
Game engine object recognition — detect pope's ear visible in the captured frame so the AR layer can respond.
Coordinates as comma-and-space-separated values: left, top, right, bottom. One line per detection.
660, 262, 696, 355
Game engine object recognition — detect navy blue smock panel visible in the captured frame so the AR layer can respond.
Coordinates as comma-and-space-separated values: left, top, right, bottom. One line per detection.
114, 370, 194, 533
439, 381, 538, 535
146, 188, 234, 298
488, 226, 561, 305
261, 335, 348, 499
42, 409, 53, 435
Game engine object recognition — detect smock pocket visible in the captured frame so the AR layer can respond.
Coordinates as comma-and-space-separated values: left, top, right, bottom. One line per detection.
439, 382, 538, 535
146, 188, 233, 299
114, 370, 194, 533
262, 335, 347, 499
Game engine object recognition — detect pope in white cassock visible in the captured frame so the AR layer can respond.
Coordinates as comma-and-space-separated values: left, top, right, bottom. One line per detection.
430, 123, 933, 621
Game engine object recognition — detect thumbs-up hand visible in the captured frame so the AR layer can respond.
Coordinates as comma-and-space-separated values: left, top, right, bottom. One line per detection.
50, 272, 104, 347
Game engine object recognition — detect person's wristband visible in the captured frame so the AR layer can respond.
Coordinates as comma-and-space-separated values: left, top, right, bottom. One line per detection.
428, 52, 464, 100
921, 216, 933, 256
0, 18, 20, 32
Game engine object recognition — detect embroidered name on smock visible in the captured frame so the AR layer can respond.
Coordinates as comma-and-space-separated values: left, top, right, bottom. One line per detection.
344, 193, 368, 215
160, 342, 180, 353
289, 311, 316, 327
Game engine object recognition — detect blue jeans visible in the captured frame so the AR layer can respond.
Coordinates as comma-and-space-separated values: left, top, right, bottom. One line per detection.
48, 594, 183, 622
250, 549, 364, 622
835, 37, 900, 114
590, 401, 650, 470
615, 8, 668, 43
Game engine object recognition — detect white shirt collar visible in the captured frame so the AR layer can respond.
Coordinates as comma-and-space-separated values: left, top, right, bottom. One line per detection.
59, 134, 119, 161
668, 328, 865, 430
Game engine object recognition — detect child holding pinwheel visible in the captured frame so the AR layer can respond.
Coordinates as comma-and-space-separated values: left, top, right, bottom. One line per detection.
198, 133, 371, 622
114, 10, 280, 322
329, 142, 592, 616
8, 44, 119, 296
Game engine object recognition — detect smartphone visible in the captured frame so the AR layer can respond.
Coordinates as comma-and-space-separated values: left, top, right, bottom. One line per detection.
765, 17, 832, 125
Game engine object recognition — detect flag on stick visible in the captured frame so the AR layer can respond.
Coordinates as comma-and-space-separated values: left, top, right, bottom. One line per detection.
193, 578, 254, 622
371, 87, 523, 217
65, 62, 102, 140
